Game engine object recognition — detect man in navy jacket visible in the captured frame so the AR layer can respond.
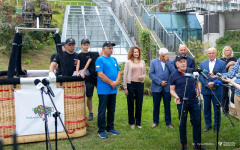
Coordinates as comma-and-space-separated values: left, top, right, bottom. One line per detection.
174, 44, 195, 70
199, 48, 226, 133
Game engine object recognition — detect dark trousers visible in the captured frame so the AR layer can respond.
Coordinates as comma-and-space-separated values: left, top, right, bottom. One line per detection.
222, 84, 229, 113
152, 89, 171, 125
97, 94, 116, 133
127, 82, 144, 126
177, 103, 201, 145
203, 94, 221, 129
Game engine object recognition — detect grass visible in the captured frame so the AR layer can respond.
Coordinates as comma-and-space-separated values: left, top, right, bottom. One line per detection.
2, 90, 240, 150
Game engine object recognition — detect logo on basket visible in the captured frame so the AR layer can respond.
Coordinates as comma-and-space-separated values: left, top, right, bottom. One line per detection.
32, 105, 54, 118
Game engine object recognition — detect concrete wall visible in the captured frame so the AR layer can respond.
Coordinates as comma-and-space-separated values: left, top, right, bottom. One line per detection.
224, 12, 240, 30
203, 13, 225, 47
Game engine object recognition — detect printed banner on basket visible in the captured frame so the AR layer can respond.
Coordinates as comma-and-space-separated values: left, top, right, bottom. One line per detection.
14, 82, 64, 136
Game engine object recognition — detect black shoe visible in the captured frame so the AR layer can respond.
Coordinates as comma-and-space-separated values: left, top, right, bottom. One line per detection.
181, 144, 187, 150
193, 145, 206, 150
204, 126, 212, 132
88, 113, 93, 121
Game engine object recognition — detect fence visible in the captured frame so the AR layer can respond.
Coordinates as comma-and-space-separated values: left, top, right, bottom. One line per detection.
2, 0, 99, 7
137, 1, 194, 56
112, 0, 161, 62
172, 0, 240, 13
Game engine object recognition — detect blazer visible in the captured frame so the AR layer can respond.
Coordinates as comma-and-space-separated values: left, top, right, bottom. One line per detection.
199, 58, 226, 95
174, 55, 195, 70
149, 58, 176, 93
123, 60, 146, 89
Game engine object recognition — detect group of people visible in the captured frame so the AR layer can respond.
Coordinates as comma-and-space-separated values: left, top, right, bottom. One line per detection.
48, 37, 240, 150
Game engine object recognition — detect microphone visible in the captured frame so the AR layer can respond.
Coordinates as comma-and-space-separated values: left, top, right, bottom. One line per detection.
184, 69, 193, 77
203, 69, 208, 74
216, 80, 222, 86
42, 78, 55, 97
193, 72, 199, 81
196, 68, 208, 80
34, 79, 47, 93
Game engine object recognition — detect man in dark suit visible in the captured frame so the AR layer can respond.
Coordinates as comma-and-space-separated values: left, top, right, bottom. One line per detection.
174, 44, 195, 70
199, 48, 226, 133
149, 48, 176, 129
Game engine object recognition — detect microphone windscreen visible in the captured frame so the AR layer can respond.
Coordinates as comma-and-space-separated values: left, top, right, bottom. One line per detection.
216, 81, 222, 86
42, 78, 49, 86
203, 69, 208, 74
34, 79, 41, 85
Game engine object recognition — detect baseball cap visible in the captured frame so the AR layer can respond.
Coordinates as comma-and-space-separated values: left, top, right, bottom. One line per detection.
102, 41, 116, 48
81, 38, 90, 44
175, 55, 187, 62
65, 38, 76, 44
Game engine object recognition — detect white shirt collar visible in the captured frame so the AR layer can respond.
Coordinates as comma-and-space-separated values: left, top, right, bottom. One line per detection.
209, 58, 216, 63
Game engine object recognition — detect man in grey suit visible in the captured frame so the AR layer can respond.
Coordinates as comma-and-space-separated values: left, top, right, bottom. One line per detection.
149, 48, 176, 129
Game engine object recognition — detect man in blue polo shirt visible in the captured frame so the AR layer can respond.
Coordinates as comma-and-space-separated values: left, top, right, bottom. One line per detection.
170, 55, 204, 150
95, 41, 121, 139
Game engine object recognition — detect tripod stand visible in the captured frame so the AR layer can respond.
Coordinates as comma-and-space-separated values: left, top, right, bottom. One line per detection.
202, 78, 235, 150
44, 84, 75, 150
40, 90, 52, 150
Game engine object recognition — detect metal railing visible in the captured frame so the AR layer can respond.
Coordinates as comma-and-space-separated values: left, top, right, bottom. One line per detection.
112, 0, 161, 61
138, 2, 194, 56
172, 0, 240, 13
3, 0, 99, 7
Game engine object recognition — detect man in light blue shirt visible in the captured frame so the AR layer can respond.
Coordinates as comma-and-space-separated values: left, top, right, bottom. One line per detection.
95, 41, 121, 138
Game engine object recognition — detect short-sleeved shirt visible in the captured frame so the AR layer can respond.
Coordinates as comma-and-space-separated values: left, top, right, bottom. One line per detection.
170, 70, 198, 104
53, 51, 78, 76
95, 55, 120, 94
77, 52, 91, 70
50, 53, 62, 76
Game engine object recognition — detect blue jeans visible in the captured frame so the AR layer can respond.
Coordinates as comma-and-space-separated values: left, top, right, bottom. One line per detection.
203, 94, 221, 129
152, 90, 171, 125
97, 94, 116, 133
177, 103, 201, 145
127, 82, 144, 126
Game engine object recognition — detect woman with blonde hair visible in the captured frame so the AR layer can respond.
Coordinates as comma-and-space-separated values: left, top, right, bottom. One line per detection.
123, 46, 146, 129
220, 46, 237, 113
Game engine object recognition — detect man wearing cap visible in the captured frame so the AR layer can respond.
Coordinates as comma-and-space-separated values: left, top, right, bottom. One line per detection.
149, 48, 175, 129
95, 41, 121, 138
174, 44, 195, 70
74, 38, 101, 121
170, 55, 204, 150
49, 38, 78, 78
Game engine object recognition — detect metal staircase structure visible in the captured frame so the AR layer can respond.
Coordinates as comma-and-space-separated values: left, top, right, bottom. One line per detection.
61, 5, 134, 63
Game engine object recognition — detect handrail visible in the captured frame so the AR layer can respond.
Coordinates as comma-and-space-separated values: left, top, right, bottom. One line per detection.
174, 32, 195, 58
171, 0, 240, 13
122, 1, 161, 49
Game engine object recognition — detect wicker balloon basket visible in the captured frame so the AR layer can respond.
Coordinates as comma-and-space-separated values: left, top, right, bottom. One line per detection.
0, 81, 86, 145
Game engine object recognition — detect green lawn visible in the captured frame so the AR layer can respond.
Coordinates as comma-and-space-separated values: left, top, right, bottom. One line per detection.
3, 90, 240, 150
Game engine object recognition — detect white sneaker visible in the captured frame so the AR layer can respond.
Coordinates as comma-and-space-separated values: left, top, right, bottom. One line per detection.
137, 126, 142, 129
130, 125, 135, 129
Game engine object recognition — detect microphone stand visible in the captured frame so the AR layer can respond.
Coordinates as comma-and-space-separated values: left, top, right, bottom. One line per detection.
202, 78, 235, 150
194, 75, 203, 149
179, 76, 189, 148
44, 87, 75, 150
40, 90, 52, 150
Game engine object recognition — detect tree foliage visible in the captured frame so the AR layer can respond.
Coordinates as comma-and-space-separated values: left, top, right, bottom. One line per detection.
216, 30, 240, 58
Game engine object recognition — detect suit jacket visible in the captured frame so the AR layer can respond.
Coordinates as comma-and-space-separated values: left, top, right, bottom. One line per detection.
149, 58, 176, 93
174, 55, 195, 70
199, 58, 226, 95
